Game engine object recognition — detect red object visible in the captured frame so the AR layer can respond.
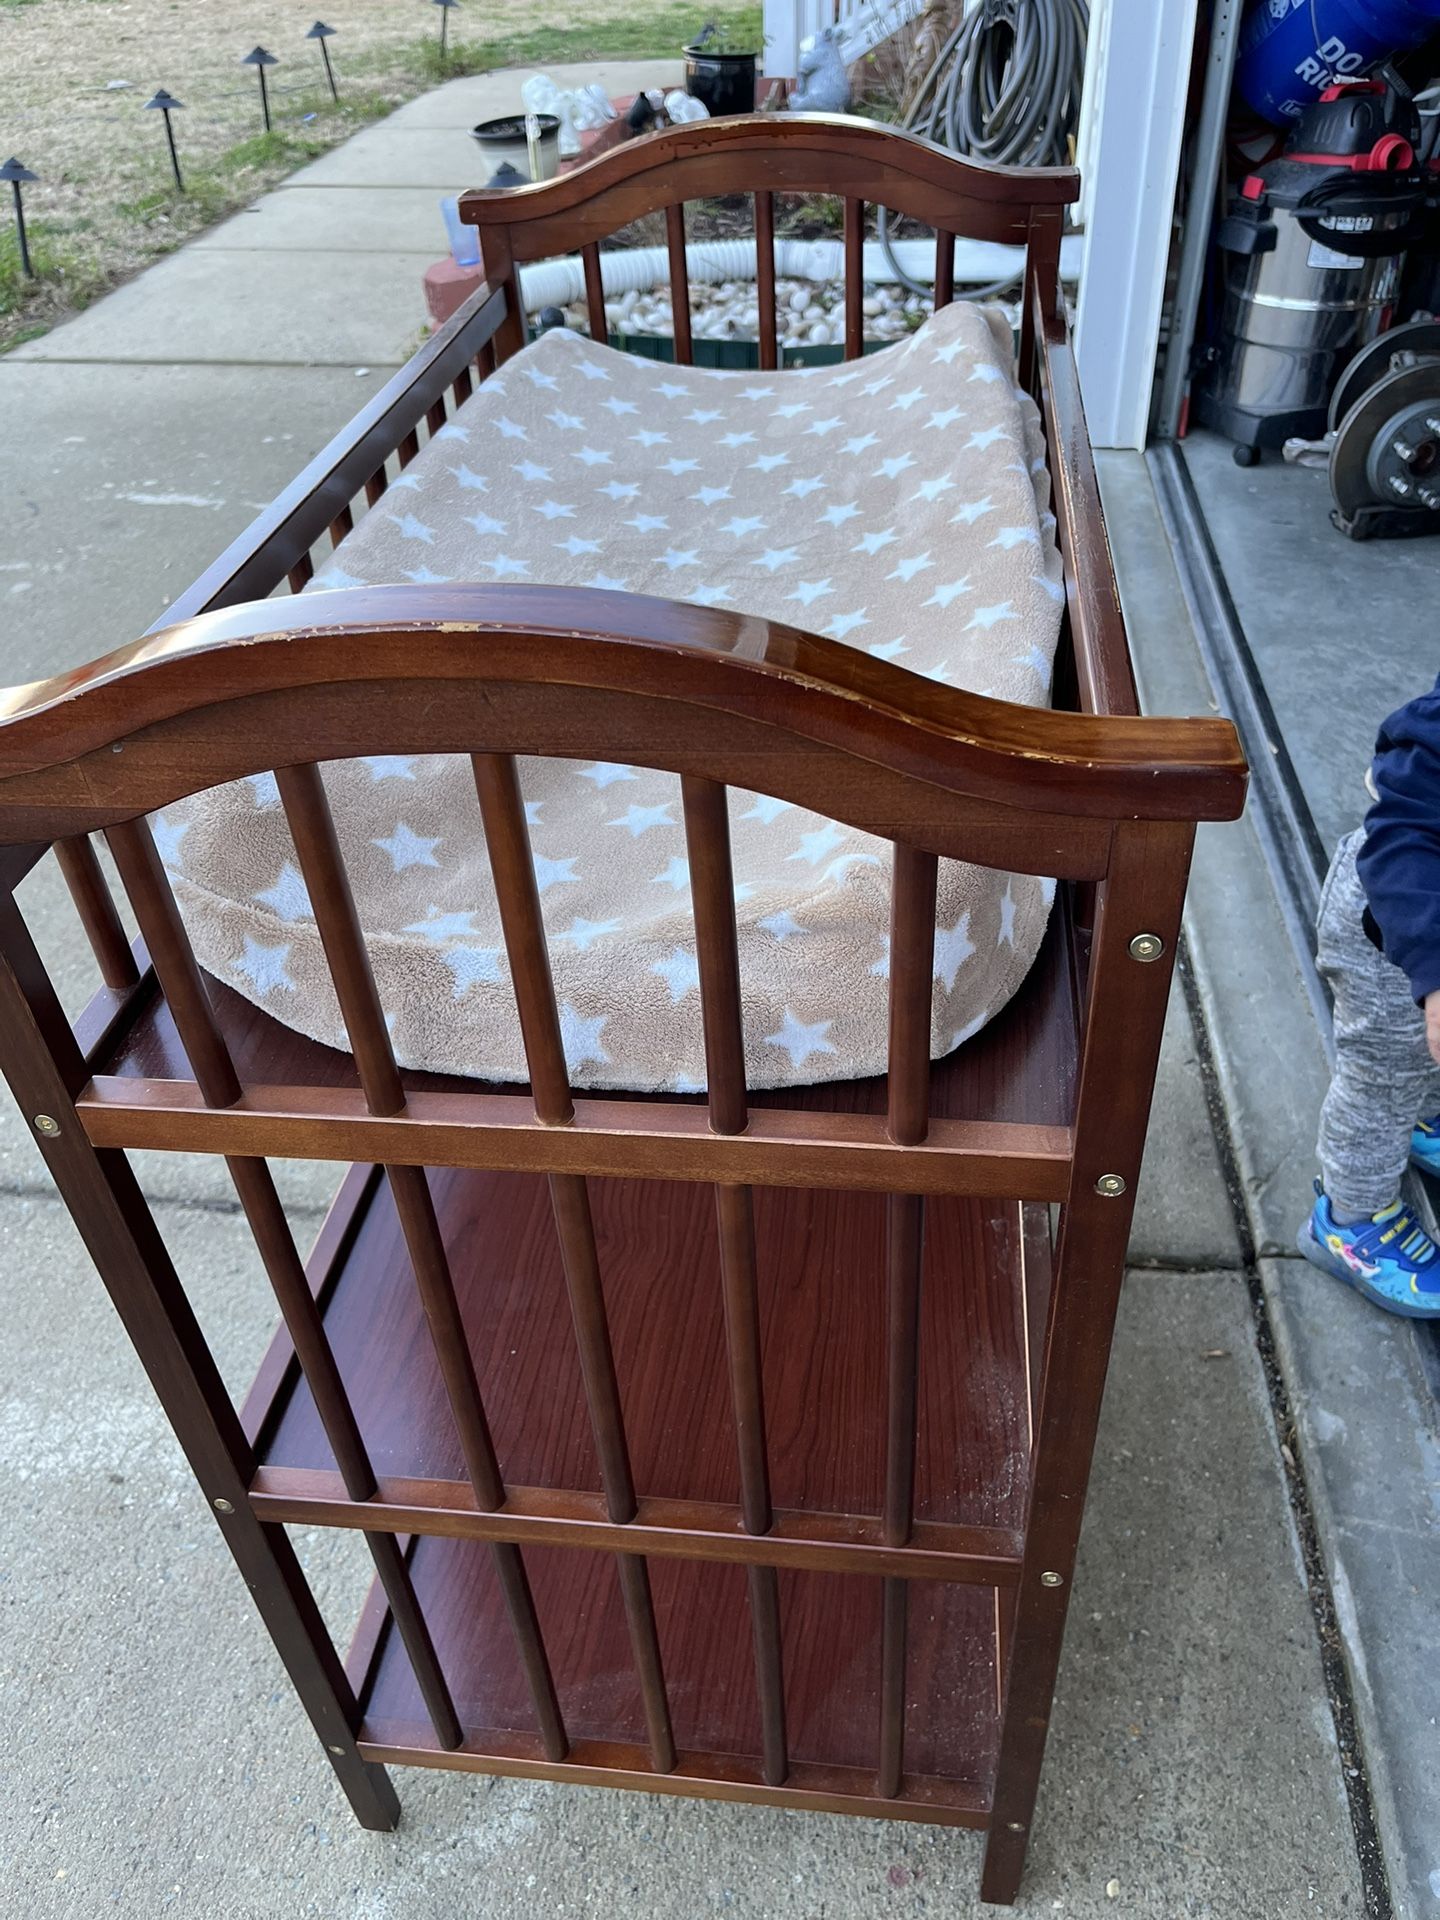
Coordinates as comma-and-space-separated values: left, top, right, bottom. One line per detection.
1241, 173, 1266, 200
1285, 134, 1415, 171
1319, 78, 1386, 102
424, 255, 484, 331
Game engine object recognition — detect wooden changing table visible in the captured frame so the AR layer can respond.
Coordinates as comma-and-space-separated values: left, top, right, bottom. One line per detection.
0, 116, 1247, 1904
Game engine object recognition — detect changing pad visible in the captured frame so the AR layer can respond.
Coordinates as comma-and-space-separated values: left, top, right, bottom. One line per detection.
158, 300, 1064, 1091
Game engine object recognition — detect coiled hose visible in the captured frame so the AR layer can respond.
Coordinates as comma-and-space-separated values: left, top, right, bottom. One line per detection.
879, 0, 1089, 295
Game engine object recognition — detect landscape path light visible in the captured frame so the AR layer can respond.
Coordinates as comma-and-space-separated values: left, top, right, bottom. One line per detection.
1, 158, 38, 280
306, 23, 340, 103
144, 90, 186, 191
242, 46, 280, 134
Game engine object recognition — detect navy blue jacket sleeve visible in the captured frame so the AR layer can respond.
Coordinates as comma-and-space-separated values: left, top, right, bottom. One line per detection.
1357, 674, 1440, 1005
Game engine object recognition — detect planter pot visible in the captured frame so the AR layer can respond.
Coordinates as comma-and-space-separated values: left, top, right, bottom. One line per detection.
470, 113, 560, 182
682, 45, 758, 119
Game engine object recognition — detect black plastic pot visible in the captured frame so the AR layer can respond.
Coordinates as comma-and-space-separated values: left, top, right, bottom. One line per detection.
682, 44, 757, 118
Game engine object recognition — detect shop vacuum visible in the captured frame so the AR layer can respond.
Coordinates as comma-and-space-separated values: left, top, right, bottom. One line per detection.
1195, 78, 1434, 465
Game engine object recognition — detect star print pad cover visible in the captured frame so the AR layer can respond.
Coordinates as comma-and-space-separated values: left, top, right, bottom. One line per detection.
159, 301, 1063, 1092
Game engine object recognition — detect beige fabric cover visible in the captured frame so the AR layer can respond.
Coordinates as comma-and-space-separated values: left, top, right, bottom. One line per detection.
159, 301, 1063, 1091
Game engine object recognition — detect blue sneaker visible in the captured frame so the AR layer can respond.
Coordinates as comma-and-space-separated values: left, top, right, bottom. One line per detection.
1411, 1113, 1440, 1178
1297, 1182, 1440, 1319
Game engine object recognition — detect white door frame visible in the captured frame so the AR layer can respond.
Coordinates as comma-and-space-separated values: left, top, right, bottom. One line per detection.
1074, 0, 1200, 450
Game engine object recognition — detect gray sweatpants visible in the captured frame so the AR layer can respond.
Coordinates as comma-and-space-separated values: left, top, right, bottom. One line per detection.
1316, 828, 1440, 1217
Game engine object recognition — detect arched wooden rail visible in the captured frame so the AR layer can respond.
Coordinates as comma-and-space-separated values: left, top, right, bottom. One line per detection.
0, 112, 1244, 1909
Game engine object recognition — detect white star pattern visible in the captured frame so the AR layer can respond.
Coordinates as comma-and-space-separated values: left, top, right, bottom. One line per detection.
609, 802, 674, 837
443, 947, 504, 996
198, 307, 1062, 1094
787, 820, 846, 867
404, 908, 477, 944
373, 822, 442, 873
651, 946, 700, 1002
151, 814, 189, 869
564, 916, 622, 951
998, 886, 1018, 947
254, 861, 312, 923
234, 935, 296, 995
764, 1008, 837, 1070
532, 852, 578, 891
759, 909, 806, 941
559, 1002, 609, 1071
934, 914, 976, 990
924, 578, 972, 609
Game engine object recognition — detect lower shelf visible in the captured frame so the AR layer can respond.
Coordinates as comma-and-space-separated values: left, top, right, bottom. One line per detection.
351, 1534, 1000, 1821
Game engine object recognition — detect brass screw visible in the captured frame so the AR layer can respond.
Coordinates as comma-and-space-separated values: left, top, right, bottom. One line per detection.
1040, 1570, 1063, 1588
1128, 932, 1163, 962
213, 1497, 234, 1514
1006, 1820, 1026, 1833
33, 1113, 60, 1137
1095, 1173, 1126, 1197
328, 1744, 346, 1756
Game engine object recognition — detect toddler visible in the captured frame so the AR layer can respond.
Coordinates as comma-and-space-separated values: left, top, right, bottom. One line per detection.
1299, 674, 1440, 1319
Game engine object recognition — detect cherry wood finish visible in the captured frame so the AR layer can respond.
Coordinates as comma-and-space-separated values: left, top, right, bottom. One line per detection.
0, 115, 1246, 1905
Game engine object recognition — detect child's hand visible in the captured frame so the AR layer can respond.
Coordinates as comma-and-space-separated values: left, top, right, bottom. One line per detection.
1428, 991, 1440, 1067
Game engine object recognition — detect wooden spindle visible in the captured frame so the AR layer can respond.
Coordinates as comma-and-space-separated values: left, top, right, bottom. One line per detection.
328, 503, 354, 550
681, 776, 789, 1787
472, 751, 677, 1774
364, 464, 390, 507
755, 190, 778, 372
581, 242, 608, 343
425, 398, 447, 439
665, 203, 693, 368
844, 197, 864, 361
274, 763, 568, 1759
452, 365, 474, 407
287, 553, 314, 594
878, 841, 938, 1796
935, 230, 956, 312
397, 428, 421, 470
105, 816, 464, 1751
54, 837, 138, 991
475, 339, 496, 381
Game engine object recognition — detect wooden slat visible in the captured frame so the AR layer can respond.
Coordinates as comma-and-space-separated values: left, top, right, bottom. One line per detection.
328, 504, 354, 550
665, 203, 693, 367
755, 190, 778, 372
452, 366, 474, 407
934, 230, 955, 311
472, 750, 676, 1774
287, 553, 314, 594
355, 1727, 990, 1828
249, 1467, 1024, 1584
76, 1078, 1075, 1201
273, 761, 569, 1759
581, 242, 608, 343
104, 816, 464, 1752
681, 775, 788, 1787
364, 465, 390, 507
397, 428, 421, 470
843, 197, 864, 360
53, 837, 138, 991
425, 398, 447, 438
879, 843, 938, 1797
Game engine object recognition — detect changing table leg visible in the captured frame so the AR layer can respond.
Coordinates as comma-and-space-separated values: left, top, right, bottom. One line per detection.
0, 897, 400, 1832
982, 823, 1193, 1903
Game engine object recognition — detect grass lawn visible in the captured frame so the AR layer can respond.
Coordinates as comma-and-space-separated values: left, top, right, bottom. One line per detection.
0, 0, 762, 353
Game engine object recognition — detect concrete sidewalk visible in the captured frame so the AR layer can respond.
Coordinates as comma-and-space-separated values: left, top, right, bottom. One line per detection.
0, 66, 1374, 1920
